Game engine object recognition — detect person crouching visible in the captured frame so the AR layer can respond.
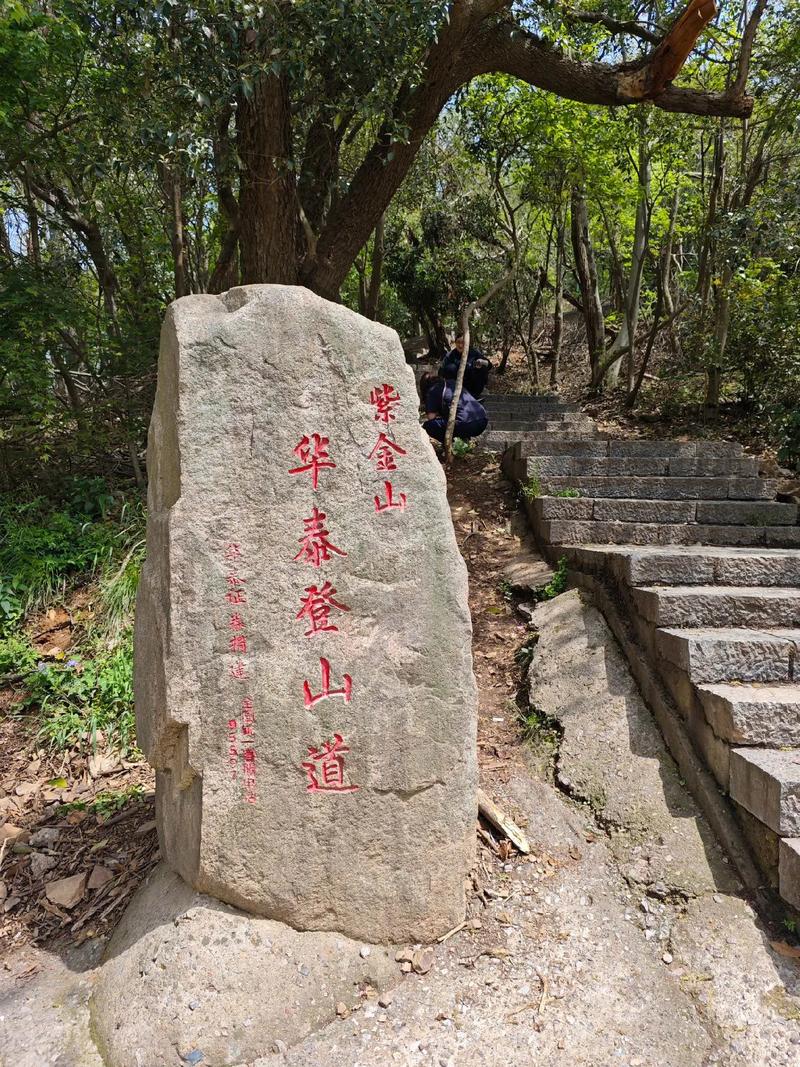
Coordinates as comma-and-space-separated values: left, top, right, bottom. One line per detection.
420, 372, 488, 444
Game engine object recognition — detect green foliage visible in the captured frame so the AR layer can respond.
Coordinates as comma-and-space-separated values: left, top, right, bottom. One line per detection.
0, 491, 143, 626
58, 784, 145, 820
537, 557, 569, 602
18, 634, 135, 754
552, 488, 581, 498
0, 491, 143, 754
451, 437, 473, 458
521, 473, 543, 500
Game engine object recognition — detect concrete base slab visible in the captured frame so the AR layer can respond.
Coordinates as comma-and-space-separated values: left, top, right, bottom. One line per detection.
90, 864, 397, 1067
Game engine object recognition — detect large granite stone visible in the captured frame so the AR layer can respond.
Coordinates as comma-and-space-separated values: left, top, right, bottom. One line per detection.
135, 285, 477, 943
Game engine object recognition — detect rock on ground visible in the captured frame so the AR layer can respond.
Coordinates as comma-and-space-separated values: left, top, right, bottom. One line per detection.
90, 864, 398, 1067
136, 284, 477, 943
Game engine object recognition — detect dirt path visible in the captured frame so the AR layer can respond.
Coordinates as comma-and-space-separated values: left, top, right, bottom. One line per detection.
2, 452, 800, 1067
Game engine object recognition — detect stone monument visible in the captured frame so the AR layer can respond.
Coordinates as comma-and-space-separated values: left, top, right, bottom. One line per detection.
134, 285, 477, 943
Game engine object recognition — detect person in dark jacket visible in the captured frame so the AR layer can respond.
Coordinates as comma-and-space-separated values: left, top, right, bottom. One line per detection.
419, 372, 488, 443
439, 333, 491, 398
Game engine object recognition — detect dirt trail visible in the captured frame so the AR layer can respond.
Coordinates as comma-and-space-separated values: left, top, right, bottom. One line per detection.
2, 452, 800, 1067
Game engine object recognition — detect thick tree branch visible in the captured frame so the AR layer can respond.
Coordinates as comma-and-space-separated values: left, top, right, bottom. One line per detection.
733, 0, 768, 98
471, 19, 753, 117
563, 9, 661, 46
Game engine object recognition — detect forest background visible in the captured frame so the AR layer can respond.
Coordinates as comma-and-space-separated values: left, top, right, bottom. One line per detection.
0, 0, 798, 764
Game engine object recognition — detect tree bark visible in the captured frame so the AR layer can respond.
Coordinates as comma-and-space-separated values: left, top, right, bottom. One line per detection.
237, 73, 299, 284
551, 219, 565, 389
570, 186, 606, 392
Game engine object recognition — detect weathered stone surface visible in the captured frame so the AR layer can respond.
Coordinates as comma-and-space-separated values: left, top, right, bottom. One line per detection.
545, 476, 733, 499
730, 748, 800, 835
727, 477, 775, 500
591, 499, 696, 524
655, 627, 794, 684
135, 285, 477, 942
668, 456, 757, 477
538, 519, 776, 548
527, 591, 738, 898
697, 683, 800, 746
633, 586, 800, 629
91, 864, 398, 1067
518, 439, 609, 458
696, 500, 798, 526
779, 837, 800, 910
531, 497, 594, 520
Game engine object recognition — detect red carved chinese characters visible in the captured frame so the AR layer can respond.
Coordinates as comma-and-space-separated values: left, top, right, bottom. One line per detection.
243, 747, 257, 804
296, 581, 351, 637
368, 433, 407, 473
220, 542, 256, 803
294, 506, 347, 568
303, 657, 353, 709
374, 480, 407, 513
227, 718, 238, 780
289, 433, 336, 490
369, 384, 401, 425
241, 695, 255, 737
302, 734, 359, 793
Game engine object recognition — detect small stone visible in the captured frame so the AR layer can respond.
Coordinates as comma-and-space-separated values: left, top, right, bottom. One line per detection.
298, 963, 310, 977
378, 1013, 388, 1023
188, 1000, 200, 1011
30, 853, 57, 879
272, 1040, 288, 1055
45, 872, 87, 909
662, 952, 673, 965
3, 896, 20, 913
11, 842, 33, 855
412, 947, 434, 975
468, 918, 482, 930
87, 864, 113, 890
336, 1002, 350, 1019
378, 990, 394, 1008
359, 945, 371, 959
395, 948, 414, 963
29, 827, 60, 848
180, 1051, 204, 1065
400, 961, 413, 973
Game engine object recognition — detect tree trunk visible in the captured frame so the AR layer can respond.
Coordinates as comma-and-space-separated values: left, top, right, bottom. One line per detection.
237, 73, 299, 284
551, 219, 565, 389
606, 116, 651, 392
160, 162, 189, 298
364, 214, 385, 320
570, 185, 606, 392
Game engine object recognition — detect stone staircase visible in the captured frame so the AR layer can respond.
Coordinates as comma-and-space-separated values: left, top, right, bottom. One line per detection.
487, 393, 800, 912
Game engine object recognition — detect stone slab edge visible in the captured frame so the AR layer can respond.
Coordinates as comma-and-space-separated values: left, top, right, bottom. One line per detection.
558, 566, 764, 894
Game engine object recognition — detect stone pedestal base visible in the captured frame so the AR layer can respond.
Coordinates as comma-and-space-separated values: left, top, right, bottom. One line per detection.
91, 864, 398, 1067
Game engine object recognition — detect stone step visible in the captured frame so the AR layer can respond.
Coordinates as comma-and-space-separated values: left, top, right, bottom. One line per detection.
730, 747, 800, 835
779, 839, 800, 909
489, 418, 596, 432
518, 439, 746, 461
655, 627, 798, 684
696, 683, 800, 745
634, 586, 800, 629
543, 476, 774, 501
525, 456, 762, 479
562, 545, 800, 587
483, 393, 574, 407
532, 497, 796, 526
538, 519, 800, 548
482, 431, 604, 453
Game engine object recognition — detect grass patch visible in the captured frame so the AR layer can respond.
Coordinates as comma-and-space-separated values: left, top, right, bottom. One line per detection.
0, 487, 144, 755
